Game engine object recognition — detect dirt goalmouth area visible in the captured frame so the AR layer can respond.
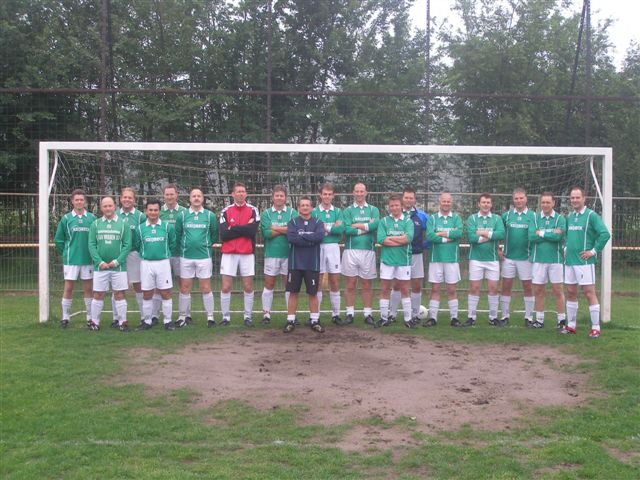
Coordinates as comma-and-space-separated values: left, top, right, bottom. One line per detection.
120, 329, 589, 450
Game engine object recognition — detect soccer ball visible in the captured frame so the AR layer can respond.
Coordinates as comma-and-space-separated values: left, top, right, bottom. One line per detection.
418, 305, 428, 320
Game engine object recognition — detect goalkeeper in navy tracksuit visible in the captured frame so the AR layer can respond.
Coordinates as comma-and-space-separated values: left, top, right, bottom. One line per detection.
283, 196, 325, 333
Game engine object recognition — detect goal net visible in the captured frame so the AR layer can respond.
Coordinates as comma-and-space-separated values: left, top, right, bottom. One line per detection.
39, 142, 613, 323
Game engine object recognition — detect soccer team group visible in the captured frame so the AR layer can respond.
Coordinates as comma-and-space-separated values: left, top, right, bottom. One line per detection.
54, 181, 610, 337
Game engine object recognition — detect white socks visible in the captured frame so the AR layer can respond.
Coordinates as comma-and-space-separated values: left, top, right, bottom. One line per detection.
500, 295, 511, 319
467, 295, 479, 320
390, 289, 401, 316
220, 292, 231, 319
589, 304, 600, 331
330, 291, 340, 316
178, 293, 191, 320
243, 291, 254, 318
428, 300, 439, 321
162, 299, 173, 324
488, 295, 499, 319
411, 292, 421, 318
202, 292, 214, 318
524, 296, 534, 320
61, 298, 72, 321
448, 299, 459, 319
91, 299, 104, 325
262, 288, 274, 316
567, 301, 578, 329
401, 297, 412, 323
379, 298, 389, 321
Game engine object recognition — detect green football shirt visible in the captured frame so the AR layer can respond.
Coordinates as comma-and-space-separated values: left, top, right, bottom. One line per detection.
133, 219, 176, 261
174, 207, 218, 259
88, 215, 131, 271
502, 208, 535, 260
377, 214, 414, 266
54, 210, 97, 265
260, 206, 297, 258
342, 203, 380, 251
529, 210, 566, 264
312, 204, 344, 244
565, 207, 610, 266
426, 212, 463, 263
466, 212, 505, 261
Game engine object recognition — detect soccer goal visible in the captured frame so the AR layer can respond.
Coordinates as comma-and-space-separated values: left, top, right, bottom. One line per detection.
38, 141, 613, 323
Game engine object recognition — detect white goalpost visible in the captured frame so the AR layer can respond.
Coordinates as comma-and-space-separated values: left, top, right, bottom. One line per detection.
38, 141, 613, 324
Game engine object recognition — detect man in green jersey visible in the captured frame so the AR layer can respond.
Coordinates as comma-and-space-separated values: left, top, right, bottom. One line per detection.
426, 192, 464, 327
87, 196, 131, 331
377, 195, 414, 328
499, 188, 536, 326
133, 199, 177, 331
260, 185, 297, 324
174, 187, 218, 327
150, 183, 185, 322
561, 186, 611, 338
113, 187, 146, 328
54, 189, 97, 329
528, 192, 566, 329
341, 183, 380, 326
311, 183, 344, 324
466, 193, 505, 327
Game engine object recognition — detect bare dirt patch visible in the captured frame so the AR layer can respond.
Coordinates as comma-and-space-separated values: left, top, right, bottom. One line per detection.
119, 328, 590, 448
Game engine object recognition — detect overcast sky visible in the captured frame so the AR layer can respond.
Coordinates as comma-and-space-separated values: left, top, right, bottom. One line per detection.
409, 0, 638, 69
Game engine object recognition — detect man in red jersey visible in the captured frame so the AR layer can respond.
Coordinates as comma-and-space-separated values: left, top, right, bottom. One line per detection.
219, 182, 260, 326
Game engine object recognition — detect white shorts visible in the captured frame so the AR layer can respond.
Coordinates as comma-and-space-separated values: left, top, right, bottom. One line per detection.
380, 263, 411, 281
469, 260, 500, 282
169, 256, 180, 276
428, 262, 461, 284
141, 259, 173, 291
565, 264, 596, 286
180, 257, 213, 279
320, 243, 341, 274
63, 264, 93, 281
220, 253, 255, 277
411, 253, 425, 279
93, 270, 128, 292
501, 258, 533, 280
264, 257, 288, 276
126, 250, 141, 284
532, 263, 564, 284
341, 249, 377, 279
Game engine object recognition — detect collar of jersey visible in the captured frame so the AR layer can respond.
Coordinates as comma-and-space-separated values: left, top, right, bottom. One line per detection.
573, 206, 587, 215
352, 202, 369, 208
389, 214, 404, 221
271, 206, 287, 213
319, 204, 334, 212
71, 210, 87, 218
119, 207, 136, 215
543, 210, 557, 218
513, 207, 529, 215
438, 211, 453, 218
162, 204, 181, 211
101, 214, 118, 222
189, 207, 204, 214
477, 211, 493, 218
146, 219, 162, 226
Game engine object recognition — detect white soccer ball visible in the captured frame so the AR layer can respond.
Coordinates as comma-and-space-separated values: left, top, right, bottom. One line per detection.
418, 305, 428, 320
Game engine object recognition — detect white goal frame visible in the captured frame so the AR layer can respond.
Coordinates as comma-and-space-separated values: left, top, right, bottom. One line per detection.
38, 141, 613, 323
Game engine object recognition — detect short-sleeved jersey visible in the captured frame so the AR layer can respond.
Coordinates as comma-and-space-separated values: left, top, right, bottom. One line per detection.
529, 210, 566, 264
311, 204, 344, 244
88, 215, 131, 271
342, 203, 380, 251
427, 212, 464, 263
502, 208, 535, 260
565, 207, 611, 266
174, 207, 218, 259
466, 212, 505, 262
119, 207, 146, 252
54, 210, 97, 265
260, 206, 297, 258
133, 219, 176, 261
377, 214, 414, 266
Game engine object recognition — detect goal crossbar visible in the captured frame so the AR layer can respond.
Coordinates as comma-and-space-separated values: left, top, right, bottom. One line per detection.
38, 141, 613, 323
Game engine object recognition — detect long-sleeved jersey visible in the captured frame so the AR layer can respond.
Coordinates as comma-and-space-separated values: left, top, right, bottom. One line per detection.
219, 202, 260, 254
427, 212, 464, 263
529, 210, 566, 264
466, 212, 505, 261
174, 207, 218, 259
404, 208, 428, 255
502, 208, 535, 260
88, 215, 131, 271
287, 216, 324, 271
377, 214, 414, 266
342, 202, 380, 251
261, 206, 297, 258
54, 210, 97, 265
311, 204, 344, 244
565, 207, 610, 266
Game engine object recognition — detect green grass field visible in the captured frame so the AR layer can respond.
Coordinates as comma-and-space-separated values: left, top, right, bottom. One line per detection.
1, 291, 639, 479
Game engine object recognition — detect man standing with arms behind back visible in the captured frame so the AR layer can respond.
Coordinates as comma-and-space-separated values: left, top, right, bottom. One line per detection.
561, 186, 610, 338
341, 182, 380, 327
500, 188, 536, 326
54, 189, 96, 329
